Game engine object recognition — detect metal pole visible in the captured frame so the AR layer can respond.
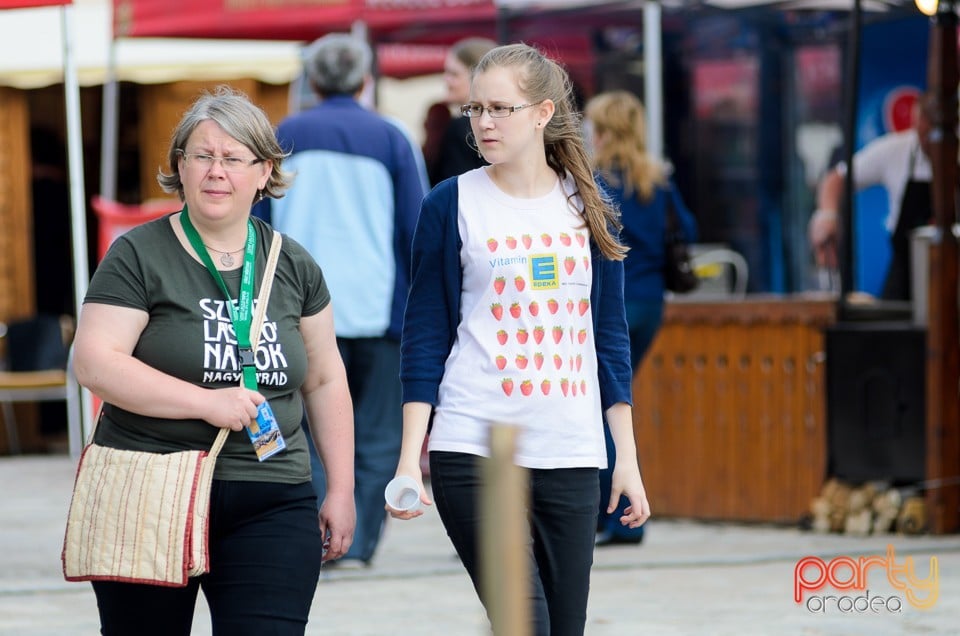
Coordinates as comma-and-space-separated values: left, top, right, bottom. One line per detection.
99, 38, 119, 202
838, 0, 862, 300
61, 4, 92, 448
643, 0, 663, 162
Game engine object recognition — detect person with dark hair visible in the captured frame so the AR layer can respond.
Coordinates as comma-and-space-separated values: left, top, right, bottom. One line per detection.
389, 44, 650, 635
71, 85, 355, 634
254, 33, 426, 567
422, 101, 452, 186
427, 36, 498, 185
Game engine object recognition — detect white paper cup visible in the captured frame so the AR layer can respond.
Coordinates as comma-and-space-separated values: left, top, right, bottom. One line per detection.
384, 476, 422, 512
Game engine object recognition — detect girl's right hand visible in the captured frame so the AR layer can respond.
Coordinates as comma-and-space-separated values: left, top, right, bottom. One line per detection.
385, 471, 433, 520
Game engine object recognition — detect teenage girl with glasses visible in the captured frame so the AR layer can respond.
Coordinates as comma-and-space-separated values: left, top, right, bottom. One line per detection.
388, 43, 651, 636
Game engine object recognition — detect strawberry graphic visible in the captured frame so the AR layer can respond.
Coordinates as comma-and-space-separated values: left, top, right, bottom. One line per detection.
578, 298, 589, 315
533, 326, 545, 344
552, 326, 564, 344
534, 352, 544, 370
553, 354, 563, 370
495, 355, 507, 370
487, 238, 498, 252
491, 303, 504, 321
502, 378, 514, 396
560, 377, 570, 396
572, 382, 578, 396
541, 233, 552, 247
515, 354, 529, 370
493, 276, 506, 295
547, 299, 559, 314
521, 234, 532, 249
516, 328, 529, 344
569, 327, 575, 342
566, 299, 575, 314
583, 256, 590, 270
515, 276, 525, 292
580, 379, 587, 395
569, 356, 575, 371
576, 353, 582, 371
528, 301, 540, 317
578, 329, 587, 344
509, 302, 522, 319
496, 329, 508, 345
505, 235, 517, 249
541, 379, 551, 395
520, 380, 533, 396
559, 232, 571, 246
575, 232, 586, 247
563, 257, 576, 275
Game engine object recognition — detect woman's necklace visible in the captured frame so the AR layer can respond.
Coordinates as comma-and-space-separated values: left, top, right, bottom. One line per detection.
203, 243, 244, 267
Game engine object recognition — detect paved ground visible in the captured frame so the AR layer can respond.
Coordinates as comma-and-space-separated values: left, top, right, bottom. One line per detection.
3, 454, 960, 635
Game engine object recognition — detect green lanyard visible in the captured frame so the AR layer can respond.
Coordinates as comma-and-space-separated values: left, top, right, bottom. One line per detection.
180, 207, 259, 391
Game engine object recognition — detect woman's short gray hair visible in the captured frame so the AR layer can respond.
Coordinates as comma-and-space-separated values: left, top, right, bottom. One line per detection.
157, 85, 292, 201
303, 33, 372, 97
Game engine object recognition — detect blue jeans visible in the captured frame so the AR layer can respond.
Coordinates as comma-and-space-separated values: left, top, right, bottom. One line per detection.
597, 299, 662, 540
302, 336, 402, 562
430, 451, 599, 636
92, 480, 322, 635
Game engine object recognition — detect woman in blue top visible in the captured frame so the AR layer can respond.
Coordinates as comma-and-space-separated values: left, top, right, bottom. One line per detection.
584, 90, 697, 546
388, 45, 651, 636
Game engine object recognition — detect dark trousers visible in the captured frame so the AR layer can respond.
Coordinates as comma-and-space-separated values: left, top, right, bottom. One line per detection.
303, 336, 402, 562
430, 451, 599, 636
92, 480, 322, 636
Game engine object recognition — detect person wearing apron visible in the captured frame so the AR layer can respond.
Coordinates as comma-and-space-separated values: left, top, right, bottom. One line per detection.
882, 147, 933, 300
809, 94, 933, 300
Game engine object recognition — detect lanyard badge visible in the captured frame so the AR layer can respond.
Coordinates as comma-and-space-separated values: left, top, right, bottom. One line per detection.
181, 209, 286, 461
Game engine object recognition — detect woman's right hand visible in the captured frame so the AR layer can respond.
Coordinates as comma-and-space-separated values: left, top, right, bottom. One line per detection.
202, 387, 265, 431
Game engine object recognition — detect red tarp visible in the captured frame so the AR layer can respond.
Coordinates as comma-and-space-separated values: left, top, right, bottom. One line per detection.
110, 0, 636, 80
0, 0, 70, 7
113, 0, 498, 41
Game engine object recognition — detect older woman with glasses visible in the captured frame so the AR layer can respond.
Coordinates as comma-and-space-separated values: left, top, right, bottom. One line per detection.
72, 85, 355, 635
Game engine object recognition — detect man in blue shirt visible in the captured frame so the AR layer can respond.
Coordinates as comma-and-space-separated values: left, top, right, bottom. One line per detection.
255, 33, 426, 566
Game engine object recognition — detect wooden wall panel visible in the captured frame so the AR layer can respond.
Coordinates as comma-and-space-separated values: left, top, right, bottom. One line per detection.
632, 298, 835, 523
0, 87, 42, 454
0, 87, 35, 323
138, 80, 292, 202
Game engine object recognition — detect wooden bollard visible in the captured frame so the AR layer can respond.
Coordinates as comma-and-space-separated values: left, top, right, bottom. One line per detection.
481, 425, 531, 636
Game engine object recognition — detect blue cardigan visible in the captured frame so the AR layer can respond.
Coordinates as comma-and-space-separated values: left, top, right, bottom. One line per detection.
400, 177, 634, 412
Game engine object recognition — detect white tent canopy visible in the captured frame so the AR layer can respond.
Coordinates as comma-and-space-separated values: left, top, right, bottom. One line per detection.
0, 0, 302, 89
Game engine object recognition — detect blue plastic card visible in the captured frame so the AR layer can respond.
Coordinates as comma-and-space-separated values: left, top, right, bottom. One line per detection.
246, 401, 286, 461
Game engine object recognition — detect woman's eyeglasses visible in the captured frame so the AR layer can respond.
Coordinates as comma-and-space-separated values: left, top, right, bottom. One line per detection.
460, 103, 539, 119
179, 151, 261, 173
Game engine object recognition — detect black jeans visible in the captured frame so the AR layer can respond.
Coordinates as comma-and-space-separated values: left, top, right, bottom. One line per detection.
92, 480, 322, 636
430, 451, 599, 636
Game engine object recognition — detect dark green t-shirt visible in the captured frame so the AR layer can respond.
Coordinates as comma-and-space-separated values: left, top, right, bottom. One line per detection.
85, 214, 329, 483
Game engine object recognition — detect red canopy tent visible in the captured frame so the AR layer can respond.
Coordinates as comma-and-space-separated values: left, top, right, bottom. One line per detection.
109, 0, 647, 79
1, 0, 68, 6
113, 0, 499, 42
